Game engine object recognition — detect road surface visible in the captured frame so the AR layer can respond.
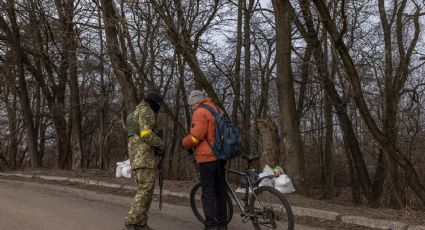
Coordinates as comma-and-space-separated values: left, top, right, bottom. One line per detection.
0, 178, 324, 230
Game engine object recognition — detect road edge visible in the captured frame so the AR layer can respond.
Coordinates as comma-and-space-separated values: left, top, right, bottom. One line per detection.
0, 172, 422, 230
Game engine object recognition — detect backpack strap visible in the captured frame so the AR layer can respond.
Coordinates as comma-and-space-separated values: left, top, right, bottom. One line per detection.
200, 104, 218, 117
199, 104, 217, 153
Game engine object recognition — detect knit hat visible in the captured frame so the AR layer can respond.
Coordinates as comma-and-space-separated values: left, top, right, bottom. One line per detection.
188, 90, 206, 105
145, 91, 163, 104
144, 91, 163, 113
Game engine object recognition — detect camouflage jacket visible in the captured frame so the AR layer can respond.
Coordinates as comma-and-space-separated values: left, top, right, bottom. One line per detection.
126, 101, 164, 169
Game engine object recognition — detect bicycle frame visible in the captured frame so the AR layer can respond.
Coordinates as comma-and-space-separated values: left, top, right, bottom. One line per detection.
225, 167, 278, 215
225, 168, 249, 213
188, 153, 294, 229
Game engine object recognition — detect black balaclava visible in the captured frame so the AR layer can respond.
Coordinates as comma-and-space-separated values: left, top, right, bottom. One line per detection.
144, 91, 163, 113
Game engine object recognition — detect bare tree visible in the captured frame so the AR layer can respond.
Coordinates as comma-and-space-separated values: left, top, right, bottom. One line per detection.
0, 0, 40, 168
149, 0, 223, 107
53, 0, 83, 169
273, 0, 308, 194
312, 0, 425, 204
292, 0, 376, 205
0, 58, 18, 169
100, 0, 138, 112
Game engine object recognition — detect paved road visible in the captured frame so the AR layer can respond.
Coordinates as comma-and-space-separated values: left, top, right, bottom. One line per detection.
0, 179, 323, 230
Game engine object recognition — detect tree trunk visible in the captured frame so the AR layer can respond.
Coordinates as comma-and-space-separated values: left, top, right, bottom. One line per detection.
167, 85, 181, 179
256, 119, 280, 168
297, 46, 311, 121
149, 0, 223, 110
323, 78, 334, 200
321, 28, 334, 200
273, 0, 307, 195
312, 0, 425, 204
100, 0, 138, 112
32, 72, 44, 165
4, 86, 18, 170
242, 0, 255, 156
232, 0, 243, 124
5, 0, 40, 168
297, 0, 375, 205
68, 27, 83, 169
54, 0, 83, 169
375, 0, 419, 208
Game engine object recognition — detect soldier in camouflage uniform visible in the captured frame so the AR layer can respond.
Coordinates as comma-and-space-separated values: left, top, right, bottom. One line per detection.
124, 91, 164, 230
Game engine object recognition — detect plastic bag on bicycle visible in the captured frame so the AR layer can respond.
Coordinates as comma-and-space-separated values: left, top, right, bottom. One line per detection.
239, 169, 259, 188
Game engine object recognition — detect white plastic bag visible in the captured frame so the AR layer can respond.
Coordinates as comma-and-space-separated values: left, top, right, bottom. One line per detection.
121, 164, 132, 178
275, 183, 296, 193
274, 174, 295, 193
235, 187, 253, 194
116, 160, 132, 178
259, 172, 273, 178
259, 177, 273, 187
116, 162, 123, 178
275, 174, 291, 187
262, 164, 274, 176
258, 165, 275, 187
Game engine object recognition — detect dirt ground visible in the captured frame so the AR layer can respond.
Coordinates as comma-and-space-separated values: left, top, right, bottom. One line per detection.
2, 169, 425, 227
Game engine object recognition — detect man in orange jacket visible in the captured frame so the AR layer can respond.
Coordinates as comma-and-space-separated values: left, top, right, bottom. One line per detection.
182, 90, 228, 230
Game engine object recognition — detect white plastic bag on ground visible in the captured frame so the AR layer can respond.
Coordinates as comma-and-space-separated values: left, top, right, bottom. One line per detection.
235, 187, 253, 194
116, 160, 132, 178
274, 174, 295, 193
275, 183, 296, 193
275, 174, 291, 187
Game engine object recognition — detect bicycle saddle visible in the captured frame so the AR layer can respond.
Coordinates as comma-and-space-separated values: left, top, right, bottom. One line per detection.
241, 154, 260, 162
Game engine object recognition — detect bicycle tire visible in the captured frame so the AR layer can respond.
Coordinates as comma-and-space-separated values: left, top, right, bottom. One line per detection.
248, 186, 294, 230
189, 182, 233, 224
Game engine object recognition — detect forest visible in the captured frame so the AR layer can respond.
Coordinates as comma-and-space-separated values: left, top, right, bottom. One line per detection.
0, 0, 424, 210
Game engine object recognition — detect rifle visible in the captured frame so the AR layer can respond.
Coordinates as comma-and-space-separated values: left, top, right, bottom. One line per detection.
155, 130, 164, 211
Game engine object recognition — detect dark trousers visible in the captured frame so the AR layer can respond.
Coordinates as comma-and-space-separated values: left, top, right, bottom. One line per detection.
199, 160, 228, 229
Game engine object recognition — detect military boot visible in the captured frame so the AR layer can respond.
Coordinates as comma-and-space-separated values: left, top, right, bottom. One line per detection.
123, 224, 135, 230
123, 224, 153, 230
131, 224, 154, 230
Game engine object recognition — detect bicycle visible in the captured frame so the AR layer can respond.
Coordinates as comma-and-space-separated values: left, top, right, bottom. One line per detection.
189, 154, 294, 230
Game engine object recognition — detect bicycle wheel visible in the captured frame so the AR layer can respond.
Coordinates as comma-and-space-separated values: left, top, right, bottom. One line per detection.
248, 186, 294, 230
189, 182, 233, 224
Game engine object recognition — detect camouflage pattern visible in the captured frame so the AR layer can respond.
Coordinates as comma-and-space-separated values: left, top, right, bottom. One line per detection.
126, 101, 163, 169
125, 168, 155, 226
126, 110, 140, 137
125, 101, 164, 227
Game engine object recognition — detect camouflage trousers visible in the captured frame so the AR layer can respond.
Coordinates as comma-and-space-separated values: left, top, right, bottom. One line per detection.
125, 168, 155, 226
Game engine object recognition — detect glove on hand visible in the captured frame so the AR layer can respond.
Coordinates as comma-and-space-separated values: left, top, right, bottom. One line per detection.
187, 148, 194, 155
